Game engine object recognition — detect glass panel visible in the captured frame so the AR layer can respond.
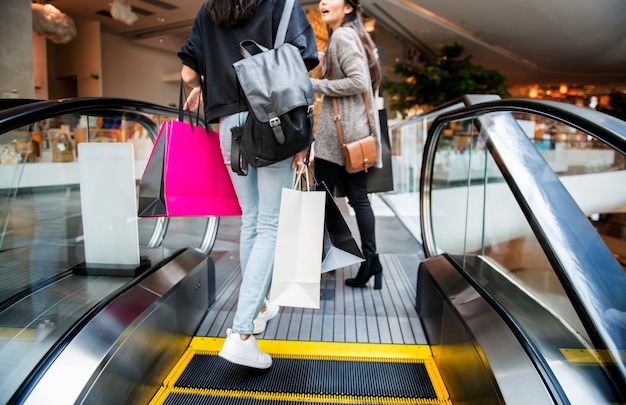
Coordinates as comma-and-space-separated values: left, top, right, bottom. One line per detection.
0, 112, 163, 301
382, 101, 465, 242
1, 126, 35, 249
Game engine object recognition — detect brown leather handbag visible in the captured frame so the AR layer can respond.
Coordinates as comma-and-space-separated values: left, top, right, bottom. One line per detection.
332, 93, 377, 174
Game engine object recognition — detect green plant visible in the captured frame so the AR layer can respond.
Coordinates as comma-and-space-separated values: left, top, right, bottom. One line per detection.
383, 43, 509, 115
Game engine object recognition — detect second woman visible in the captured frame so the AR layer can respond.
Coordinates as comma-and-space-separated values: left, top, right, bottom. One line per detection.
311, 0, 384, 289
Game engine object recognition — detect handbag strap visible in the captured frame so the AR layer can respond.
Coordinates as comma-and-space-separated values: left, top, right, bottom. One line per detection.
331, 92, 373, 147
329, 68, 373, 146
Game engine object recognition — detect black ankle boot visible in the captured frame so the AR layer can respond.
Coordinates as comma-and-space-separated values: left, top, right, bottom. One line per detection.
345, 254, 383, 289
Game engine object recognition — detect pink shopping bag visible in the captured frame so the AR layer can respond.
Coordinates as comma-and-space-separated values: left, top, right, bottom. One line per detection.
138, 120, 241, 217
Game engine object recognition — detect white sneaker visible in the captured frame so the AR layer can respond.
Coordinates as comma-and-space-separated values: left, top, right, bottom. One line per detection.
218, 328, 272, 369
253, 302, 280, 334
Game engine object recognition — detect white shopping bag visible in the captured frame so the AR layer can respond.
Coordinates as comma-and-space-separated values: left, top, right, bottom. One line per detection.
269, 167, 325, 309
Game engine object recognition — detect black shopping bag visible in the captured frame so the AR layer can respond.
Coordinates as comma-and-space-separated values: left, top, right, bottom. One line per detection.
319, 182, 364, 273
138, 126, 167, 216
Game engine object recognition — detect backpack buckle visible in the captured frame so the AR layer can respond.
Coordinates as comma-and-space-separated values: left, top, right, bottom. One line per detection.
269, 117, 281, 128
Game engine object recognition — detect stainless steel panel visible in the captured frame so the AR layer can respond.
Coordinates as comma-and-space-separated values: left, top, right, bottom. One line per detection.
22, 249, 213, 405
418, 255, 554, 405
0, 275, 129, 405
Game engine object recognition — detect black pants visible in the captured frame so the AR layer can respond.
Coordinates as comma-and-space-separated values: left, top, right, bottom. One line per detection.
314, 158, 377, 258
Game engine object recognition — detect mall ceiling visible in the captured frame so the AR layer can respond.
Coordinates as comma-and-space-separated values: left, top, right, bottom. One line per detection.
41, 0, 626, 90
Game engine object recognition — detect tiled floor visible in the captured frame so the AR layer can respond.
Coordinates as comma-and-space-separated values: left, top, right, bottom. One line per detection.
199, 195, 428, 344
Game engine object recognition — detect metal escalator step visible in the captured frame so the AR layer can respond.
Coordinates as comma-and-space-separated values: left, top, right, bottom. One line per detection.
162, 392, 429, 405
178, 355, 436, 398
150, 337, 451, 405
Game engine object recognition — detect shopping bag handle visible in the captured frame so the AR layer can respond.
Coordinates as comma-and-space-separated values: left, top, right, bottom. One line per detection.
293, 163, 316, 191
178, 79, 204, 130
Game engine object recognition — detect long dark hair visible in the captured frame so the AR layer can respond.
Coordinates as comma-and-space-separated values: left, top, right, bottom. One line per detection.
205, 0, 267, 28
321, 0, 381, 91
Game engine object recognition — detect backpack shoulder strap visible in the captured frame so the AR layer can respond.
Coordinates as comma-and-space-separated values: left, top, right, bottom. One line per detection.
274, 0, 294, 48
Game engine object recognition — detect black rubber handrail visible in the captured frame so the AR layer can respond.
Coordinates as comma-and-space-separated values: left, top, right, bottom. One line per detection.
0, 97, 204, 134
435, 97, 626, 154
0, 98, 42, 111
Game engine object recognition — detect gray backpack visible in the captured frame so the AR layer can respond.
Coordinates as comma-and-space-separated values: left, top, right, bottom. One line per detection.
231, 0, 315, 169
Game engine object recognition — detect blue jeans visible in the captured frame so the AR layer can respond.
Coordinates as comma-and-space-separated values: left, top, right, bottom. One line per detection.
220, 113, 295, 335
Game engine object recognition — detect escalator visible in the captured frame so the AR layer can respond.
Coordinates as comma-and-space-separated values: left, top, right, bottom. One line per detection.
1, 96, 626, 404
145, 95, 625, 405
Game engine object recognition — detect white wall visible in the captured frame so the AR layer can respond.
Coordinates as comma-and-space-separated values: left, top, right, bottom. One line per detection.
33, 33, 48, 100
101, 33, 181, 107
74, 22, 103, 97
46, 21, 102, 98
1, 0, 34, 98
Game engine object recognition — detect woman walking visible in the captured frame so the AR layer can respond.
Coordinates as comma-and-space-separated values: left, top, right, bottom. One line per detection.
311, 0, 383, 288
178, 0, 318, 368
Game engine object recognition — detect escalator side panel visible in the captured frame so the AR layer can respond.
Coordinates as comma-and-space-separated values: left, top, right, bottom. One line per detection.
19, 249, 214, 405
77, 253, 214, 404
417, 255, 555, 405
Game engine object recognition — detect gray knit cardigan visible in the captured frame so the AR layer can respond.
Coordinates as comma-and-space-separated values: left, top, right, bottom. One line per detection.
310, 27, 382, 168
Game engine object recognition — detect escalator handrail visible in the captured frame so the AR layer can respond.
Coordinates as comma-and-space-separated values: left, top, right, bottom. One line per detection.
429, 98, 626, 153
0, 98, 42, 111
420, 97, 626, 390
0, 97, 204, 134
388, 94, 503, 131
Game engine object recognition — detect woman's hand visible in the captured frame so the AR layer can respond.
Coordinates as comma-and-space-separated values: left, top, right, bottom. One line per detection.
183, 86, 202, 111
292, 144, 313, 168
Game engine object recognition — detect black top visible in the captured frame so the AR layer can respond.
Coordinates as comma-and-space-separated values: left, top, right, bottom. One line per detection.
178, 0, 319, 123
